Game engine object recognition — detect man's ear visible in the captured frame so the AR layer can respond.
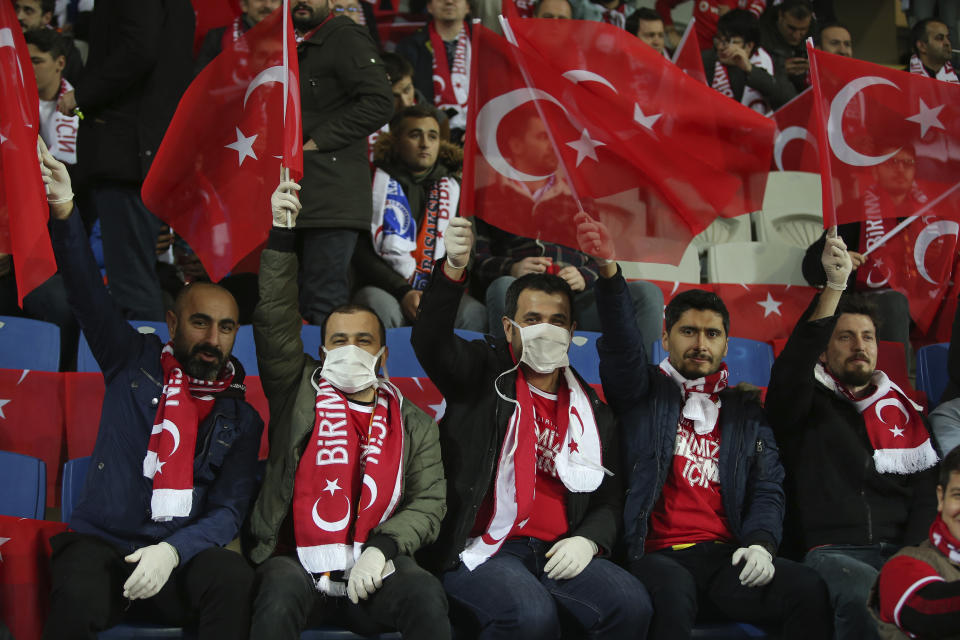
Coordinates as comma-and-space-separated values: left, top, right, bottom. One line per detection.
502, 316, 513, 341
818, 351, 827, 365
165, 309, 178, 340
660, 329, 669, 352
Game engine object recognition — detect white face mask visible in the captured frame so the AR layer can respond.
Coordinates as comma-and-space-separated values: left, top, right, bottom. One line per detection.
320, 345, 384, 394
509, 319, 571, 374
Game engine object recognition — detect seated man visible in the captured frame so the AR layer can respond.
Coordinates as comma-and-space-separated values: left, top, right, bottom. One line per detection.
246, 180, 449, 640
703, 9, 795, 115
568, 0, 635, 28
412, 217, 652, 639
910, 18, 958, 84
870, 444, 960, 637
815, 21, 853, 58
593, 251, 832, 639
626, 7, 668, 56
475, 218, 663, 344
758, 0, 813, 93
39, 144, 262, 638
767, 228, 940, 640
353, 104, 486, 331
534, 0, 573, 19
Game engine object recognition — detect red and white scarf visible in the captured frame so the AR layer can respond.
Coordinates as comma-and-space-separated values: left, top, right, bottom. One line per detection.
293, 378, 404, 588
461, 365, 604, 570
142, 344, 236, 521
816, 363, 938, 475
909, 53, 960, 84
711, 46, 776, 115
930, 513, 960, 565
221, 15, 246, 49
39, 78, 78, 165
599, 4, 627, 29
429, 21, 470, 130
659, 359, 729, 435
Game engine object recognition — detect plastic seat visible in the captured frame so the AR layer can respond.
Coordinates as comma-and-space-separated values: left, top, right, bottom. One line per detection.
76, 321, 169, 373
0, 315, 61, 371
752, 171, 823, 250
705, 242, 807, 286
231, 325, 258, 375
620, 243, 701, 284
0, 451, 46, 519
692, 214, 753, 256
917, 342, 949, 408
61, 456, 91, 525
569, 331, 600, 384
650, 337, 775, 387
383, 327, 484, 378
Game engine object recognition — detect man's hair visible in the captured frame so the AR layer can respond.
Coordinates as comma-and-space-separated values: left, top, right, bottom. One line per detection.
717, 9, 760, 47
24, 27, 67, 59
504, 273, 575, 322
626, 7, 663, 34
321, 303, 387, 347
664, 289, 730, 335
814, 21, 850, 47
779, 0, 813, 20
940, 444, 960, 487
836, 292, 882, 332
389, 103, 450, 141
382, 51, 414, 86
533, 0, 572, 16
40, 0, 55, 14
913, 17, 948, 53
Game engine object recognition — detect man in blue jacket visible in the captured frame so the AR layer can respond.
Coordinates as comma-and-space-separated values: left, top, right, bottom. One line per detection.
39, 145, 263, 638
592, 252, 832, 639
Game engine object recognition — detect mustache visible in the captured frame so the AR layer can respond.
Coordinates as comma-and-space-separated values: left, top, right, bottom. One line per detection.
191, 343, 224, 360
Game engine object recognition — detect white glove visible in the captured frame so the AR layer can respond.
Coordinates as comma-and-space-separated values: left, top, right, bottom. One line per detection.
821, 226, 852, 291
574, 211, 615, 266
38, 137, 74, 204
123, 542, 179, 600
347, 547, 386, 604
544, 536, 598, 580
443, 217, 473, 269
271, 180, 302, 228
731, 544, 775, 588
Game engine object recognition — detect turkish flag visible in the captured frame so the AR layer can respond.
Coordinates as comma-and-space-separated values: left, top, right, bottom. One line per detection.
0, 515, 68, 640
0, 3, 57, 305
191, 0, 242, 53
463, 21, 774, 265
772, 88, 819, 173
671, 18, 707, 85
142, 4, 302, 283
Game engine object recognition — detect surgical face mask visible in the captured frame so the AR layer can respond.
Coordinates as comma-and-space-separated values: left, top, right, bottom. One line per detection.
320, 345, 384, 394
509, 319, 571, 374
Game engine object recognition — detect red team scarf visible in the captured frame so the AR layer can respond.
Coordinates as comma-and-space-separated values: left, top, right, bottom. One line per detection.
293, 378, 404, 587
142, 344, 236, 521
909, 53, 960, 84
930, 514, 960, 565
854, 183, 927, 290
460, 363, 605, 570
659, 359, 729, 435
428, 21, 470, 129
816, 363, 938, 475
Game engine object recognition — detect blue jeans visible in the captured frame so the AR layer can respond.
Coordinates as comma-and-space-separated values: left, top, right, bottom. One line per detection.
442, 538, 652, 640
804, 544, 899, 640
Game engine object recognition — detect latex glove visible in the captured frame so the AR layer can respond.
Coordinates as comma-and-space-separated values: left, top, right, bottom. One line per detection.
123, 542, 179, 600
271, 180, 301, 228
347, 547, 386, 604
574, 212, 614, 266
38, 137, 74, 205
443, 217, 473, 269
731, 544, 774, 588
544, 536, 597, 580
821, 225, 852, 290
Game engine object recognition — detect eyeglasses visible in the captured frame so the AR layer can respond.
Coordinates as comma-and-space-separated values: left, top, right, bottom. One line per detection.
714, 36, 745, 47
885, 158, 916, 169
333, 6, 362, 12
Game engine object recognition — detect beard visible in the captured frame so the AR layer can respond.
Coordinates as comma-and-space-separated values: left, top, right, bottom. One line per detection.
834, 364, 874, 388
292, 1, 328, 31
174, 339, 227, 381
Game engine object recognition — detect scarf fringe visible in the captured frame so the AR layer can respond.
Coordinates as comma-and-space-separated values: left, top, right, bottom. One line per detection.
150, 488, 193, 521
873, 440, 939, 475
297, 543, 355, 575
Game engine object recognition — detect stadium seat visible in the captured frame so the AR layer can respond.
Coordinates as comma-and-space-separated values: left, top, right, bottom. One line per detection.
917, 342, 950, 408
0, 315, 61, 371
620, 243, 701, 284
384, 327, 484, 378
705, 242, 807, 286
569, 331, 600, 384
753, 171, 823, 247
231, 325, 258, 375
690, 622, 769, 638
76, 321, 170, 373
60, 456, 90, 526
302, 323, 324, 361
0, 451, 46, 519
651, 337, 775, 387
692, 214, 754, 256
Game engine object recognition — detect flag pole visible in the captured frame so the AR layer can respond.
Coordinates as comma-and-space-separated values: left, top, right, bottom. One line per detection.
860, 180, 960, 257
282, 0, 289, 121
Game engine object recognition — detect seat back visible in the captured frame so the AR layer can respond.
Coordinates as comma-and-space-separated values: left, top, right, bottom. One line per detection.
917, 342, 950, 408
692, 214, 753, 255
0, 451, 46, 519
620, 243, 701, 284
705, 242, 807, 286
650, 337, 775, 387
76, 321, 169, 372
61, 456, 91, 525
0, 315, 61, 371
384, 327, 484, 378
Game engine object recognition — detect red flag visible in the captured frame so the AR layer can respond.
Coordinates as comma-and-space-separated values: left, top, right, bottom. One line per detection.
808, 45, 960, 331
463, 21, 774, 266
142, 4, 302, 282
671, 17, 707, 85
191, 0, 243, 53
771, 87, 819, 173
0, 3, 57, 305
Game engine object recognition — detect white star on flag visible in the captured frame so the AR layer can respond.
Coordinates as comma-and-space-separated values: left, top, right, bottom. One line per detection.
324, 478, 341, 496
429, 398, 447, 422
155, 460, 165, 474
0, 537, 9, 562
225, 127, 258, 166
0, 132, 6, 145
889, 425, 905, 438
633, 104, 662, 131
0, 398, 9, 419
756, 292, 783, 317
565, 130, 605, 167
906, 98, 945, 138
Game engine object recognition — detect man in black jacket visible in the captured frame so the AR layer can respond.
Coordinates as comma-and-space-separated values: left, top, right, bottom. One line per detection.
767, 228, 940, 640
411, 217, 651, 639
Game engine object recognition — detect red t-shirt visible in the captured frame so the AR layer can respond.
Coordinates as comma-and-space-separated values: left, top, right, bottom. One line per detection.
645, 417, 732, 552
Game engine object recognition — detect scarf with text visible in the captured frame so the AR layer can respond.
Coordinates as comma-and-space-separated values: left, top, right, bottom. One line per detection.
429, 21, 470, 130
711, 46, 776, 114
909, 53, 959, 84
816, 363, 938, 474
855, 182, 927, 290
930, 513, 960, 565
370, 168, 459, 291
39, 78, 78, 165
460, 365, 604, 570
294, 377, 404, 587
659, 358, 729, 435
221, 15, 246, 49
142, 344, 236, 521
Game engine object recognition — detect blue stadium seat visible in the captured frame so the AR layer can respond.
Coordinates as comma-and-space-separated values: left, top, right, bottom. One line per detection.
649, 337, 775, 387
917, 342, 950, 408
691, 622, 769, 638
231, 324, 258, 375
0, 315, 61, 371
302, 323, 324, 361
384, 327, 484, 378
0, 451, 46, 519
61, 456, 91, 525
569, 331, 600, 384
76, 321, 169, 373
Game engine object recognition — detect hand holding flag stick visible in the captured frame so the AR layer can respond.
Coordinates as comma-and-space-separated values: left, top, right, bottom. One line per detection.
271, 165, 301, 229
